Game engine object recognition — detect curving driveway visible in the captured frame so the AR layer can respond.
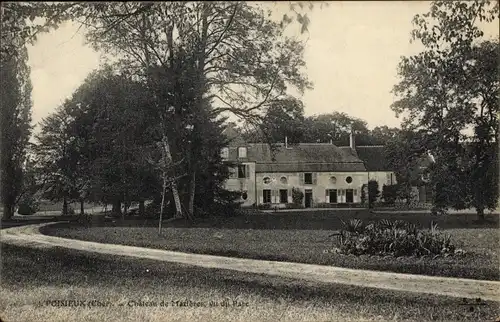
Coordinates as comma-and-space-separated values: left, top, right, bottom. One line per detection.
1, 222, 499, 302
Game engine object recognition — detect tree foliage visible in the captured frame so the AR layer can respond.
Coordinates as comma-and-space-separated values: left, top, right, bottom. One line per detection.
392, 0, 499, 217
0, 4, 33, 219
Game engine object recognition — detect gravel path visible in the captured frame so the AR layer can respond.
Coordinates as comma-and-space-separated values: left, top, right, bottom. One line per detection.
2, 223, 499, 302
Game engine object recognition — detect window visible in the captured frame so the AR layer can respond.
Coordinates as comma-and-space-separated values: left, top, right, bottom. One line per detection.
263, 189, 271, 203
345, 176, 353, 184
238, 147, 247, 158
280, 176, 288, 184
386, 173, 393, 185
228, 166, 237, 179
329, 189, 338, 203
238, 164, 246, 178
221, 147, 229, 160
304, 173, 313, 184
330, 176, 337, 184
263, 176, 271, 184
241, 191, 248, 200
279, 189, 288, 203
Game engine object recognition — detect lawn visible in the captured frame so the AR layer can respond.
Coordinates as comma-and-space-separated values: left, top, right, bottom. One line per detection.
1, 243, 499, 322
41, 209, 500, 281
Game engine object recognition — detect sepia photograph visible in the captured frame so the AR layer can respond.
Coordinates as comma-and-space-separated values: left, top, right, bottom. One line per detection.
1, 1, 499, 321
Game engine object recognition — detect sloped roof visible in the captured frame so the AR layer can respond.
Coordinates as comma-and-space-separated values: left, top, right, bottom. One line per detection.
255, 162, 366, 172
226, 143, 366, 172
248, 143, 361, 163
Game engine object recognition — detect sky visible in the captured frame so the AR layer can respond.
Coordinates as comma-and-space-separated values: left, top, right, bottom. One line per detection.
26, 1, 499, 133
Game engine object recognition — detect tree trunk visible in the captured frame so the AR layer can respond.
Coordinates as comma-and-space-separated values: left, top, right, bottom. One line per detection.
2, 201, 14, 220
171, 185, 183, 219
62, 197, 68, 216
80, 199, 84, 216
476, 207, 485, 221
123, 202, 128, 220
159, 176, 167, 233
139, 200, 145, 217
188, 171, 196, 218
112, 199, 122, 217
161, 135, 183, 219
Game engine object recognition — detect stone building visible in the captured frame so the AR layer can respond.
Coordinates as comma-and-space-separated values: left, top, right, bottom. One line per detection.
221, 130, 399, 208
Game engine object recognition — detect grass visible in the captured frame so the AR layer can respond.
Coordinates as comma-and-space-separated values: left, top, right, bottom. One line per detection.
41, 210, 500, 281
1, 243, 499, 322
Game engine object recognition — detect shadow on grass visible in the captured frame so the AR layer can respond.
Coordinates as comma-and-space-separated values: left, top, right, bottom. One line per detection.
38, 210, 499, 231
1, 243, 498, 321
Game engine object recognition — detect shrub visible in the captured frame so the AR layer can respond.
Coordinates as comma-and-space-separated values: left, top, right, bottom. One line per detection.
256, 203, 272, 210
291, 187, 304, 204
382, 184, 398, 205
314, 202, 334, 208
360, 184, 367, 205
285, 203, 304, 209
368, 180, 380, 205
337, 219, 455, 257
17, 200, 39, 215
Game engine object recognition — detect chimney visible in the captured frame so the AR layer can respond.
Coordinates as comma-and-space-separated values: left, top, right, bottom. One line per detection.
349, 126, 356, 149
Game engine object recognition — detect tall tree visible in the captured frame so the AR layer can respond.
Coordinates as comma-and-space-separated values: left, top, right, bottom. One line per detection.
34, 102, 81, 215
74, 2, 311, 219
244, 96, 306, 144
392, 0, 499, 218
0, 7, 33, 219
301, 112, 372, 145
371, 126, 401, 145
0, 2, 78, 219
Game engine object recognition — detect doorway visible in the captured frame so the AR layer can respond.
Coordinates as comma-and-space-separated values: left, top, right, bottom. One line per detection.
305, 189, 313, 208
346, 189, 354, 203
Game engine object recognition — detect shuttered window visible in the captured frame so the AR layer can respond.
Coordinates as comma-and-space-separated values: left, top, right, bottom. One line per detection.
221, 147, 229, 160
304, 173, 313, 184
229, 166, 237, 179
263, 189, 271, 203
237, 164, 246, 178
279, 189, 288, 203
329, 189, 338, 203
238, 147, 247, 158
299, 173, 304, 185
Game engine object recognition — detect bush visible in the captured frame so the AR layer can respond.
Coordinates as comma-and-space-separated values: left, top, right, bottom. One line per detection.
361, 184, 367, 205
314, 202, 334, 208
285, 203, 304, 209
382, 184, 398, 205
368, 180, 380, 205
313, 203, 365, 209
17, 200, 39, 215
291, 187, 304, 204
337, 219, 456, 257
256, 203, 272, 210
